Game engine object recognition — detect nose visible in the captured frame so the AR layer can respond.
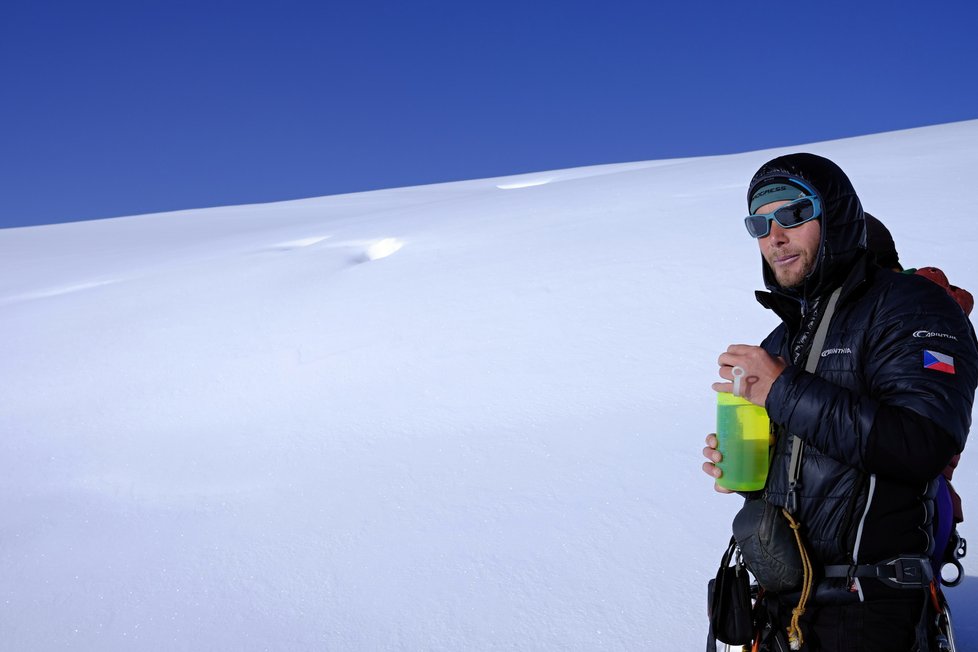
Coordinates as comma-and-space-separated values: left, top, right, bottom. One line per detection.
766, 220, 790, 245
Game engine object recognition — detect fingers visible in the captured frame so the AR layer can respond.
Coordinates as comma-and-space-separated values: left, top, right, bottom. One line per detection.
716, 344, 787, 406
702, 460, 720, 477
717, 344, 770, 369
703, 434, 721, 470
723, 344, 756, 355
702, 447, 720, 464
703, 434, 720, 459
703, 434, 733, 494
716, 362, 735, 381
717, 345, 751, 368
702, 461, 733, 493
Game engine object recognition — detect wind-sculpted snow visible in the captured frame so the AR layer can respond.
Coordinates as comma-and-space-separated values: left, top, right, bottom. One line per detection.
1, 121, 977, 650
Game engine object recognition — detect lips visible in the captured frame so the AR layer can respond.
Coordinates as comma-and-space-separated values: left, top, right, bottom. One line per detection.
774, 254, 800, 265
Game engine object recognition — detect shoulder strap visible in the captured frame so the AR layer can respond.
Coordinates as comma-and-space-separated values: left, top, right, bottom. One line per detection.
786, 286, 843, 513
804, 286, 843, 373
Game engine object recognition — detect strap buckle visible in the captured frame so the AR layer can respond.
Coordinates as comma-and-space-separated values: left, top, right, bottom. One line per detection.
824, 556, 934, 589
876, 556, 934, 589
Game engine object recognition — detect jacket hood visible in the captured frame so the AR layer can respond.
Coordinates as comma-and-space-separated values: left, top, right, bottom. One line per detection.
748, 153, 866, 301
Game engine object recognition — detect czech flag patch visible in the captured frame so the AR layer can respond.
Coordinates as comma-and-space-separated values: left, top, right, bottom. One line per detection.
924, 350, 956, 374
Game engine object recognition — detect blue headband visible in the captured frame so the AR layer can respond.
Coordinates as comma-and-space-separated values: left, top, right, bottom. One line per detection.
749, 180, 810, 214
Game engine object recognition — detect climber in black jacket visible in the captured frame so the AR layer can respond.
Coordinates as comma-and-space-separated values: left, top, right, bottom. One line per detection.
702, 153, 977, 651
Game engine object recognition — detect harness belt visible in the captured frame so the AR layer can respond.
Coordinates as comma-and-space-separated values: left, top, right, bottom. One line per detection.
823, 556, 934, 589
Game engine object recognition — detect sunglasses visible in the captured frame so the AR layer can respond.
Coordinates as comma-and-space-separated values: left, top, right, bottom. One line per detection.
744, 180, 822, 238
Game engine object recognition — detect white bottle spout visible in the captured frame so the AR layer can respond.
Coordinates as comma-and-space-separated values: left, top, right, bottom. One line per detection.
732, 366, 746, 398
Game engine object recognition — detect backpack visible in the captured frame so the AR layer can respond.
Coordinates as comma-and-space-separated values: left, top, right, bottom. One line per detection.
892, 265, 970, 651
908, 266, 970, 587
911, 267, 975, 318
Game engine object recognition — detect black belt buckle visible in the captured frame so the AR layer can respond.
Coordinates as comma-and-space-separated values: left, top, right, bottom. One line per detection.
879, 556, 932, 589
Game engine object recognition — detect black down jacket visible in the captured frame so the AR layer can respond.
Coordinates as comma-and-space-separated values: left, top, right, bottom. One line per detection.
748, 154, 978, 599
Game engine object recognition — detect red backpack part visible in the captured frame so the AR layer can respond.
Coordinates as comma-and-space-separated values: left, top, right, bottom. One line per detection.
913, 267, 974, 317
950, 286, 974, 317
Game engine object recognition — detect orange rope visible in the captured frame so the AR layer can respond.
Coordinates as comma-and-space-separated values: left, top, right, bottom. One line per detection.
782, 509, 813, 650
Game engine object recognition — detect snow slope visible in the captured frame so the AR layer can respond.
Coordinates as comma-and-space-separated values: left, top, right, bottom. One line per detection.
2, 121, 977, 650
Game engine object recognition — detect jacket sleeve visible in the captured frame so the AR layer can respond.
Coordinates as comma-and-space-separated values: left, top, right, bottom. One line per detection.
764, 277, 978, 482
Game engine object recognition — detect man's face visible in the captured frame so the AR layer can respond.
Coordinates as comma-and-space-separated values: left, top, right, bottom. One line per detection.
755, 200, 822, 289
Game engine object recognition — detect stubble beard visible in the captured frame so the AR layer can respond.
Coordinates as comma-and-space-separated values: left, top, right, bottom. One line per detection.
768, 249, 816, 289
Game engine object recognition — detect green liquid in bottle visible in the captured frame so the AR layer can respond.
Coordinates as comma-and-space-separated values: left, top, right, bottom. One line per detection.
715, 393, 770, 491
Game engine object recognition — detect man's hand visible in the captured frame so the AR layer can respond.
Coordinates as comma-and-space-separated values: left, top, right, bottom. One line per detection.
702, 433, 734, 494
713, 344, 787, 407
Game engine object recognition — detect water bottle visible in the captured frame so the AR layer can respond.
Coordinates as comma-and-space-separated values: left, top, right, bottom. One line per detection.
715, 366, 770, 491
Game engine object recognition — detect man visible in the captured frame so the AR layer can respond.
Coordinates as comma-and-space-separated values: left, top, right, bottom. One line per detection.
702, 153, 978, 651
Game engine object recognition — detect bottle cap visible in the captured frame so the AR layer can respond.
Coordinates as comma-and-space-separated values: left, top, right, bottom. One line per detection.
732, 366, 746, 397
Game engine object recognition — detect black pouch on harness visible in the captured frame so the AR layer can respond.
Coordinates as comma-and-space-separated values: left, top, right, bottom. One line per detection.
707, 536, 753, 646
733, 497, 803, 593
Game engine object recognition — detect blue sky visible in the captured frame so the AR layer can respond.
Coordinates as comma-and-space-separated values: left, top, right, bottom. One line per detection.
2, 0, 976, 227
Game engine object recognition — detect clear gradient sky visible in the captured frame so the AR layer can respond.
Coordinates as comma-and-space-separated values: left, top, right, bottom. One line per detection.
2, 0, 976, 227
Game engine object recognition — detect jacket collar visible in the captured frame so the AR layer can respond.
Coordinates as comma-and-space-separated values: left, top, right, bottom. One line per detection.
756, 251, 873, 325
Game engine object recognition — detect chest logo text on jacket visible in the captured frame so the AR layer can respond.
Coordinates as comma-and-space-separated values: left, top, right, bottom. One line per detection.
821, 347, 853, 358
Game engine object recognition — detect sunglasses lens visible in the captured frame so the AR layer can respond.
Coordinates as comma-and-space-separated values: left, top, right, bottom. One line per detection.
745, 215, 770, 238
773, 198, 816, 227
